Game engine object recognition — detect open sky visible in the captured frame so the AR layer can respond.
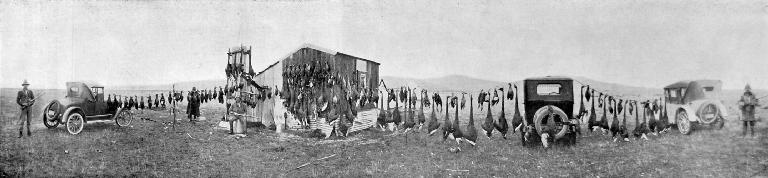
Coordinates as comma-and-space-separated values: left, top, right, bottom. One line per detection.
1, 0, 767, 90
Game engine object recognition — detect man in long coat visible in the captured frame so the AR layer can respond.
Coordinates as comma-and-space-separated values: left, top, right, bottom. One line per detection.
738, 84, 759, 137
188, 87, 201, 122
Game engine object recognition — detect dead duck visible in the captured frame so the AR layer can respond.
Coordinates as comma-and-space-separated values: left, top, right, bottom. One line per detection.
598, 94, 610, 134
403, 88, 416, 132
481, 90, 495, 139
587, 89, 600, 132
634, 101, 650, 140
377, 90, 387, 131
511, 84, 524, 133
451, 96, 464, 145
647, 100, 659, 135
620, 100, 630, 141
417, 90, 427, 129
427, 91, 441, 135
654, 98, 669, 133
609, 97, 621, 141
659, 97, 671, 132
464, 95, 478, 146
494, 87, 510, 139
441, 95, 453, 142
392, 89, 402, 128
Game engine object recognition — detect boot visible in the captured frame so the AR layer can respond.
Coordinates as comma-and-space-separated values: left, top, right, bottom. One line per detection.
27, 131, 31, 137
19, 131, 23, 138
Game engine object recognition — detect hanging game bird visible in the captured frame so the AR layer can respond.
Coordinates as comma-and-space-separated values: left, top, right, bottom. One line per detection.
451, 96, 464, 145
494, 87, 510, 139
588, 89, 600, 132
427, 91, 441, 135
481, 90, 495, 139
511, 84, 524, 133
441, 95, 453, 142
464, 95, 478, 146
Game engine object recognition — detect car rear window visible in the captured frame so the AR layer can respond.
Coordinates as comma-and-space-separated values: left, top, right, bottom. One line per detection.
68, 87, 80, 97
537, 84, 562, 95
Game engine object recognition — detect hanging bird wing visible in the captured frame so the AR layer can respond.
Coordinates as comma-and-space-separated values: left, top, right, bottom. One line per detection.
585, 86, 592, 102
506, 84, 514, 100
460, 94, 466, 109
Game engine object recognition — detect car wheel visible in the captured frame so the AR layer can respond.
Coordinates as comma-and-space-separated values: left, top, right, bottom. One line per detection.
66, 112, 85, 135
42, 101, 61, 129
676, 111, 692, 135
115, 110, 133, 127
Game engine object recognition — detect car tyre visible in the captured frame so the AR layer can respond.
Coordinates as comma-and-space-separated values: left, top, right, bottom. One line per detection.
115, 109, 133, 127
66, 112, 85, 135
676, 111, 692, 135
42, 101, 61, 129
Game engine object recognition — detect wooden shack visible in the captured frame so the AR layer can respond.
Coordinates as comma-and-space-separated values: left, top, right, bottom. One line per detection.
251, 44, 380, 128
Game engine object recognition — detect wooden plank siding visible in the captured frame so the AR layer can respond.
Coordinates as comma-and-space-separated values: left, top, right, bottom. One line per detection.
250, 45, 380, 127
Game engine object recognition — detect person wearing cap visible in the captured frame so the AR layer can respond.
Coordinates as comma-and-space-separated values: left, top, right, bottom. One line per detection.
16, 80, 35, 138
738, 84, 759, 137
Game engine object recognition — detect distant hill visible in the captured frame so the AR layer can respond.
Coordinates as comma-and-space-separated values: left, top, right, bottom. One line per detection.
381, 75, 506, 92
105, 74, 767, 102
112, 79, 226, 91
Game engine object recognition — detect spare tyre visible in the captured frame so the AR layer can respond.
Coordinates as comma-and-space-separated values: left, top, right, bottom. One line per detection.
533, 105, 570, 140
697, 101, 720, 124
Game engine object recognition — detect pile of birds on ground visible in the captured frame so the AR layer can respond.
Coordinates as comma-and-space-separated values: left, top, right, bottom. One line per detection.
373, 83, 676, 152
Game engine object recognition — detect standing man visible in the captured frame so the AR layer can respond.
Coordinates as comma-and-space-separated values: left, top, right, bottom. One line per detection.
17, 80, 35, 138
188, 87, 201, 122
738, 84, 759, 137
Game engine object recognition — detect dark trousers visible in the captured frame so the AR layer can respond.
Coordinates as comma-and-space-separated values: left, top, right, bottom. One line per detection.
19, 108, 31, 134
743, 121, 755, 136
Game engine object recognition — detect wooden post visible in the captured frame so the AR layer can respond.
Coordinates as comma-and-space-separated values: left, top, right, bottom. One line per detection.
172, 84, 176, 131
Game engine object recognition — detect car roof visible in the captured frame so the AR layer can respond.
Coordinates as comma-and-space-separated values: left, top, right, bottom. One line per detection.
664, 80, 721, 89
525, 76, 573, 81
67, 81, 104, 88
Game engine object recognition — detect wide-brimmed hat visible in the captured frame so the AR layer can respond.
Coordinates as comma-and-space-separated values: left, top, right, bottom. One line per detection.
745, 84, 752, 91
21, 79, 29, 86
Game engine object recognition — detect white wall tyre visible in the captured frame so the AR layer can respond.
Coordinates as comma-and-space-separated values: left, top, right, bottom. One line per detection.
67, 112, 85, 135
676, 111, 692, 135
115, 110, 133, 127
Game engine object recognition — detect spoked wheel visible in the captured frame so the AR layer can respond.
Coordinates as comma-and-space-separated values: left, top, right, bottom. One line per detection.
676, 111, 692, 135
66, 112, 85, 135
115, 110, 133, 127
42, 101, 61, 128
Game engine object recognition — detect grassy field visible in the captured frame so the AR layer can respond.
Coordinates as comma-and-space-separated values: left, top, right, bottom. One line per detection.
1, 88, 767, 177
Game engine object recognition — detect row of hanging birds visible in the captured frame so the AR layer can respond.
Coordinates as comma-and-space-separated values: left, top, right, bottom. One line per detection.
374, 83, 677, 150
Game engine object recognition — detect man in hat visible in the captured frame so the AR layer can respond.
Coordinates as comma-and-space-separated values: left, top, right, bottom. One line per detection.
17, 80, 35, 138
738, 84, 759, 137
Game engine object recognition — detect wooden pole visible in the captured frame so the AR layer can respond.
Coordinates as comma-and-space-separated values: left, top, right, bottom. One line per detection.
172, 84, 176, 131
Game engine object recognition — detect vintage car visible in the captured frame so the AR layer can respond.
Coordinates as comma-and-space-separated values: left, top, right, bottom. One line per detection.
664, 80, 727, 135
521, 76, 579, 147
42, 81, 133, 135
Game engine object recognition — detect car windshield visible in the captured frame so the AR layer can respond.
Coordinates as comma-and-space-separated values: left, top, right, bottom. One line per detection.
537, 84, 561, 95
